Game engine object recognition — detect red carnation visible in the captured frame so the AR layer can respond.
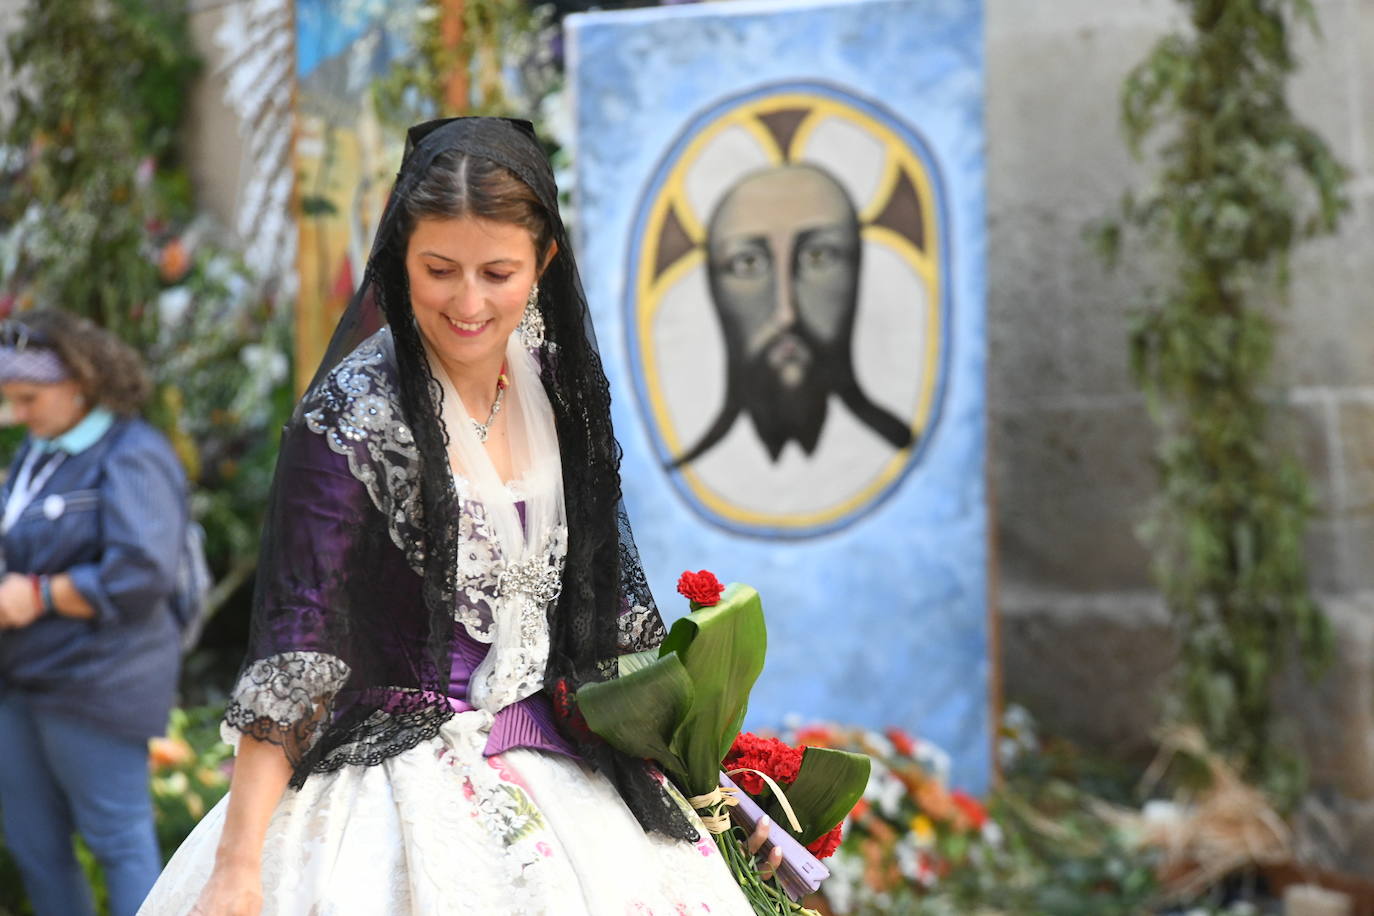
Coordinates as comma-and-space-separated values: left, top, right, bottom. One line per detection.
677, 570, 725, 607
950, 789, 988, 830
724, 732, 803, 796
806, 822, 843, 859
885, 727, 916, 758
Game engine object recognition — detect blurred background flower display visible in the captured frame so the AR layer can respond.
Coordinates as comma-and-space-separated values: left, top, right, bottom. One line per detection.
3, 0, 1374, 913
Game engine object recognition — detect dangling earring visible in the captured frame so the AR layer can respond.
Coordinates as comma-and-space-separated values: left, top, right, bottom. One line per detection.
515, 282, 545, 350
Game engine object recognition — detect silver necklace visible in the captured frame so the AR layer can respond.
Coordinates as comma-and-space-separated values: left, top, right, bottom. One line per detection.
471, 382, 507, 443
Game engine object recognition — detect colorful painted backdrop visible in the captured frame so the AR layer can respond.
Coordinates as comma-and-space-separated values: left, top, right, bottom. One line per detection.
568, 0, 991, 789
294, 0, 424, 391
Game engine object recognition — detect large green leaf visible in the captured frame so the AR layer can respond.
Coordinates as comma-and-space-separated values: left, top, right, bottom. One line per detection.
576, 654, 694, 786
617, 649, 658, 677
662, 584, 768, 796
760, 746, 870, 845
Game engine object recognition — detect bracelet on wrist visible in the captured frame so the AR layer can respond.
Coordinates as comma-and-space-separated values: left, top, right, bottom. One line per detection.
28, 575, 41, 613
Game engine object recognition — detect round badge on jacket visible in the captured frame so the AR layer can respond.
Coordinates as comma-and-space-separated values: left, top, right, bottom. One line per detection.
42, 494, 65, 521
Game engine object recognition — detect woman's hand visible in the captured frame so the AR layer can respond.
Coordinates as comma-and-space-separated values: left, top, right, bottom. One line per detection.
746, 814, 785, 880
0, 573, 43, 629
189, 861, 263, 916
191, 736, 291, 915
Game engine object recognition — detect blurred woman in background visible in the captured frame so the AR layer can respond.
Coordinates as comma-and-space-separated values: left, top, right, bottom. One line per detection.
0, 309, 189, 916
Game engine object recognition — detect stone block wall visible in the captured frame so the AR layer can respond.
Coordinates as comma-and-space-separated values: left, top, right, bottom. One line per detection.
988, 0, 1374, 872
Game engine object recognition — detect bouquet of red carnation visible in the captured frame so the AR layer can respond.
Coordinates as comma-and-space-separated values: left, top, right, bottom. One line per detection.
724, 733, 848, 860
576, 571, 870, 915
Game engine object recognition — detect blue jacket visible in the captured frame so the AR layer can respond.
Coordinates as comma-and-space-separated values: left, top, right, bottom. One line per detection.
0, 416, 186, 742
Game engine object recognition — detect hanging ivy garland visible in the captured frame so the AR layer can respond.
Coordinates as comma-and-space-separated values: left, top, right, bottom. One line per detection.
1098, 0, 1348, 798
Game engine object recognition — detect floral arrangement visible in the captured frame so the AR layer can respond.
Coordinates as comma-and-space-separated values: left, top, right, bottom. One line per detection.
781, 724, 999, 914
575, 570, 870, 916
724, 732, 845, 860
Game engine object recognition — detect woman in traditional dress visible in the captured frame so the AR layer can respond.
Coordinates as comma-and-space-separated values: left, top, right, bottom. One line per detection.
140, 118, 777, 914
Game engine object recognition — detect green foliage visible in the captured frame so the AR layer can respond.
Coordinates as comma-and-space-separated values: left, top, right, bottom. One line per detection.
939, 771, 1158, 915
764, 747, 871, 846
1, 0, 198, 344
368, 0, 571, 202
365, 0, 578, 230
1099, 0, 1347, 789
815, 728, 1160, 916
371, 0, 544, 126
149, 705, 233, 858
0, 830, 32, 916
578, 583, 770, 797
143, 247, 294, 624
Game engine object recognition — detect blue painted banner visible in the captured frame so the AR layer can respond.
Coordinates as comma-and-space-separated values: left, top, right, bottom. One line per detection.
568, 0, 989, 789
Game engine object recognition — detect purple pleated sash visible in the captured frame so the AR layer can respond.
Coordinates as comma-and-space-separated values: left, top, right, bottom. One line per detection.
448, 619, 578, 760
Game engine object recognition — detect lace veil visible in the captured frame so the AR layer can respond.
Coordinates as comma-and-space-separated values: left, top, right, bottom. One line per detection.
224, 117, 695, 839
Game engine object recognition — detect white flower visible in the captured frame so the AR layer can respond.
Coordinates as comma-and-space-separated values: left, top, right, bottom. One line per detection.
158, 287, 194, 329
865, 768, 904, 819
821, 850, 863, 914
862, 730, 895, 757
981, 820, 1004, 847
240, 344, 289, 385
895, 836, 922, 881
913, 737, 952, 781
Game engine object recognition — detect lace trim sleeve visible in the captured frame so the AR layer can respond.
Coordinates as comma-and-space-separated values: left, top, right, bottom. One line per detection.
617, 602, 667, 654
220, 651, 353, 760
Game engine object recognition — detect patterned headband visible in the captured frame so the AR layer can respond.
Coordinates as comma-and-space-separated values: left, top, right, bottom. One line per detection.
0, 345, 72, 384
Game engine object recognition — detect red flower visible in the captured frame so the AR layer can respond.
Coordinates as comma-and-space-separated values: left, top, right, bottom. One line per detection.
806, 823, 843, 859
950, 789, 988, 830
676, 570, 725, 607
885, 727, 916, 758
724, 732, 803, 796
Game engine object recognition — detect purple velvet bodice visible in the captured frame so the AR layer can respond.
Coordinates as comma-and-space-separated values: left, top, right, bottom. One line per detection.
255, 424, 575, 761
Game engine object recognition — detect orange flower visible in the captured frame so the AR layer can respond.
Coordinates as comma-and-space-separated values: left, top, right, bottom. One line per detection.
149, 736, 193, 771
794, 725, 834, 747
867, 818, 897, 843
915, 778, 956, 823
159, 238, 191, 283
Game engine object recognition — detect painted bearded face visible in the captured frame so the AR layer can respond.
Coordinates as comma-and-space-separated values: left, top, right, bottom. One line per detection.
704, 164, 862, 459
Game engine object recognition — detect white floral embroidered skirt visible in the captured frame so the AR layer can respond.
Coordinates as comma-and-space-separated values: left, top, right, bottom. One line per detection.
139, 709, 753, 915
